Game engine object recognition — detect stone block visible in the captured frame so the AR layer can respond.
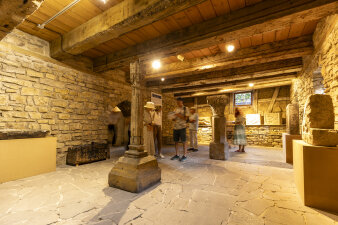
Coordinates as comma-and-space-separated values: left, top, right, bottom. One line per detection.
66, 142, 108, 166
282, 133, 301, 164
21, 87, 39, 96
209, 142, 229, 160
293, 140, 338, 212
302, 128, 338, 147
264, 113, 282, 125
108, 155, 161, 193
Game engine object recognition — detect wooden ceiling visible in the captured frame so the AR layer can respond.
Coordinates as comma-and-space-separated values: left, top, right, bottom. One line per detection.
14, 0, 336, 96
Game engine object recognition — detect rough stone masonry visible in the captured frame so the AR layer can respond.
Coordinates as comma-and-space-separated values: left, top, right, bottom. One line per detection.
0, 29, 132, 165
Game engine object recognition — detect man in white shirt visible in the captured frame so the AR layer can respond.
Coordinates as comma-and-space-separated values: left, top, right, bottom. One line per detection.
170, 98, 189, 162
188, 107, 199, 152
153, 105, 164, 158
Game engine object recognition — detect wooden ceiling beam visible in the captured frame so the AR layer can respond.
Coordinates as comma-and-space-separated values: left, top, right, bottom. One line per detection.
145, 35, 313, 80
174, 75, 295, 98
50, 0, 207, 58
93, 0, 336, 72
0, 0, 44, 41
149, 58, 302, 90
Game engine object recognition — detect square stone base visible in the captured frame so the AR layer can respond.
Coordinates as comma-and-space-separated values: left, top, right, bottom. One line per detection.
209, 142, 229, 160
293, 140, 338, 213
108, 155, 161, 193
0, 137, 56, 183
282, 133, 301, 164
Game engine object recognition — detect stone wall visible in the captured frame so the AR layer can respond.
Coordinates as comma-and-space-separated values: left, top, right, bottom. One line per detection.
0, 30, 131, 165
291, 14, 338, 130
227, 125, 286, 148
162, 93, 176, 144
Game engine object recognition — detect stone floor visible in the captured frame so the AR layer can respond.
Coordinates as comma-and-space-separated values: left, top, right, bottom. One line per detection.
0, 145, 337, 225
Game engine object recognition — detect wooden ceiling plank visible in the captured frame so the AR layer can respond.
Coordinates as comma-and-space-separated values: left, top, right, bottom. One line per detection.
239, 36, 252, 48
289, 22, 306, 38
172, 11, 193, 29
302, 20, 319, 35
275, 27, 290, 41
210, 0, 231, 17
245, 0, 262, 6
228, 0, 246, 11
197, 0, 217, 20
262, 30, 276, 44
251, 33, 263, 46
184, 6, 205, 24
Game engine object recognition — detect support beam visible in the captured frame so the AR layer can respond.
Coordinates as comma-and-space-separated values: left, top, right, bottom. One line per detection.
50, 0, 206, 57
0, 0, 43, 41
268, 87, 281, 113
175, 77, 294, 98
149, 58, 302, 90
94, 0, 337, 71
146, 36, 313, 79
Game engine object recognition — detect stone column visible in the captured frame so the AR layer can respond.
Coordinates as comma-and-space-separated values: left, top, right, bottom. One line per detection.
207, 95, 229, 160
108, 60, 161, 193
286, 103, 300, 135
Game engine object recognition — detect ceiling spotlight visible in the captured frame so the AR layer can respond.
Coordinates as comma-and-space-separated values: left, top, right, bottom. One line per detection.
161, 78, 165, 82
249, 83, 254, 87
152, 60, 161, 69
200, 65, 214, 70
101, 0, 107, 4
226, 44, 235, 52
177, 55, 185, 61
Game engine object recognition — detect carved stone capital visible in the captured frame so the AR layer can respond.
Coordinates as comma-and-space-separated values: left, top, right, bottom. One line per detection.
207, 95, 229, 117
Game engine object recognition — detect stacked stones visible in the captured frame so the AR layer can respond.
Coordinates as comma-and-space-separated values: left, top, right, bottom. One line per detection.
0, 30, 132, 165
161, 93, 177, 145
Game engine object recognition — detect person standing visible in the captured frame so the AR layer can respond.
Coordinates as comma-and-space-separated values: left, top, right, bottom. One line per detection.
170, 98, 189, 162
188, 107, 199, 152
143, 102, 156, 156
234, 108, 247, 152
153, 105, 164, 158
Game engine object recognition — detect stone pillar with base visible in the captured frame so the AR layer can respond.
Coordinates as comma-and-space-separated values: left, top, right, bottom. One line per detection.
283, 103, 301, 164
108, 60, 161, 193
207, 95, 229, 160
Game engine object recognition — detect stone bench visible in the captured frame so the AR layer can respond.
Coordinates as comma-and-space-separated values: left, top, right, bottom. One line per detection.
66, 142, 108, 166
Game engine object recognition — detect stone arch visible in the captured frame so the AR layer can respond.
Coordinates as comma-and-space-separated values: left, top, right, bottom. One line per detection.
107, 100, 131, 147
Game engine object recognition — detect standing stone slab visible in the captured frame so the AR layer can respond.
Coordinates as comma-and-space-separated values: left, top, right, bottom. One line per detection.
108, 60, 161, 193
286, 103, 300, 135
264, 113, 282, 125
207, 95, 229, 160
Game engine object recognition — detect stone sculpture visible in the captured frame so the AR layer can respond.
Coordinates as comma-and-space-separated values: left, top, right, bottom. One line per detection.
302, 94, 338, 146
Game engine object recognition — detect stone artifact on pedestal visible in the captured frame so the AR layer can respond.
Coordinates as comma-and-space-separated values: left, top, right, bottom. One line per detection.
293, 94, 338, 212
302, 94, 338, 146
282, 103, 301, 164
66, 142, 108, 166
207, 95, 229, 160
108, 60, 161, 193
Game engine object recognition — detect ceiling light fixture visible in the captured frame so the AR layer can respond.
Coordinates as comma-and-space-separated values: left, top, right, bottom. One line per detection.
152, 60, 161, 69
101, 0, 107, 3
161, 78, 165, 82
177, 55, 185, 61
249, 83, 254, 87
200, 65, 214, 70
226, 44, 235, 52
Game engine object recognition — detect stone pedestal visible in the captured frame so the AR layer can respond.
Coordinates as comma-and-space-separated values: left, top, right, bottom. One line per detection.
286, 103, 299, 135
282, 133, 301, 164
207, 95, 229, 160
293, 140, 338, 212
108, 60, 161, 193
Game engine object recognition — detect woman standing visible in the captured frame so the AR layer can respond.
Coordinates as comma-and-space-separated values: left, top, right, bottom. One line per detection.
143, 102, 156, 156
234, 108, 247, 152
